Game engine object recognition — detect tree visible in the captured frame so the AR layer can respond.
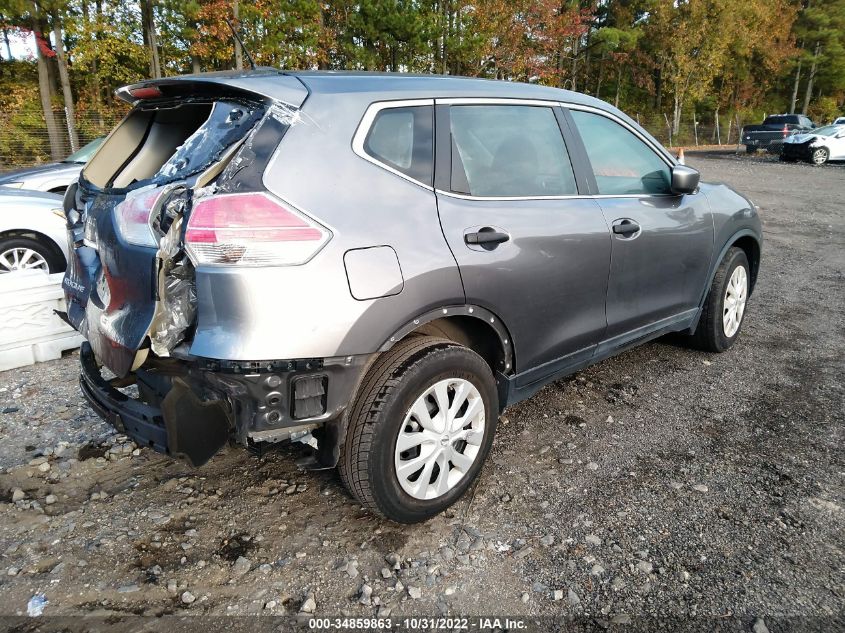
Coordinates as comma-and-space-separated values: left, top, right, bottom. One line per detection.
793, 0, 845, 115
140, 0, 161, 78
50, 5, 78, 152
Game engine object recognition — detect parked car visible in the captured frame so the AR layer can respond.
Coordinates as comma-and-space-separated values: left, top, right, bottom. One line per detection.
741, 114, 815, 153
0, 189, 67, 274
62, 70, 762, 523
0, 137, 105, 194
781, 124, 845, 164
832, 116, 845, 125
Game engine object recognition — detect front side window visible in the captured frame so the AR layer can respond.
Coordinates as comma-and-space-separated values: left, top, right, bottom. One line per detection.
571, 110, 672, 195
364, 105, 433, 186
449, 105, 577, 197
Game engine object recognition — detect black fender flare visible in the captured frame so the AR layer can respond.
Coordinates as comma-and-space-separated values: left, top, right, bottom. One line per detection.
379, 304, 516, 375
698, 228, 761, 309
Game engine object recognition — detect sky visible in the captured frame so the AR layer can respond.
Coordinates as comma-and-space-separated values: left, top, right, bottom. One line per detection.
1, 30, 36, 61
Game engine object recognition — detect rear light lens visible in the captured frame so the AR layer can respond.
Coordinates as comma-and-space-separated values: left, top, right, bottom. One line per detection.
114, 187, 165, 247
129, 86, 163, 99
185, 192, 331, 267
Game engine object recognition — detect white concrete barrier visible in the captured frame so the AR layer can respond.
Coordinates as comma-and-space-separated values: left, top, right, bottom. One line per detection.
0, 271, 83, 371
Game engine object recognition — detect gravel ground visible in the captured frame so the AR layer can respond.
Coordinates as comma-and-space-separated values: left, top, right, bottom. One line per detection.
0, 156, 842, 631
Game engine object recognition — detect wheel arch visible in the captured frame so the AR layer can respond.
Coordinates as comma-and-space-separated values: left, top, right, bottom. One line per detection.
0, 229, 67, 272
701, 229, 761, 307
379, 305, 515, 377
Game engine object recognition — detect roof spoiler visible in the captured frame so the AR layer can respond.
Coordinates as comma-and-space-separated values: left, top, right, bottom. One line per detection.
116, 69, 309, 109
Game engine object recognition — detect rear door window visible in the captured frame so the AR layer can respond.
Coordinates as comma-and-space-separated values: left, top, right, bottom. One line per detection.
448, 105, 577, 197
363, 106, 433, 186
570, 110, 671, 196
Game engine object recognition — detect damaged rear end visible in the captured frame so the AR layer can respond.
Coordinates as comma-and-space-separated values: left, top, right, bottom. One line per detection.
63, 72, 351, 467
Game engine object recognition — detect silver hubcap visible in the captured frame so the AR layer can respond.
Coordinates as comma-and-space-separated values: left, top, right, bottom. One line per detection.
723, 265, 748, 338
0, 247, 49, 274
394, 378, 485, 500
812, 149, 828, 164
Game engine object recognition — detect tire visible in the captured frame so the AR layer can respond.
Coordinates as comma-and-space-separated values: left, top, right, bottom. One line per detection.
338, 335, 498, 523
0, 237, 64, 274
688, 247, 750, 353
811, 147, 829, 165
745, 146, 757, 154
779, 153, 796, 162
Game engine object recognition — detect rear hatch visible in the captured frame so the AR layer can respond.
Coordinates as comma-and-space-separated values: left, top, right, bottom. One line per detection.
63, 72, 307, 377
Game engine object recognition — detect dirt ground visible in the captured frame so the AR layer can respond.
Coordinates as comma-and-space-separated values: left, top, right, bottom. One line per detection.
0, 155, 842, 631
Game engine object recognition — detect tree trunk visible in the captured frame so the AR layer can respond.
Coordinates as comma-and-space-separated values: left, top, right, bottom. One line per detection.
441, 0, 449, 74
654, 67, 662, 110
801, 42, 820, 115
1, 16, 12, 60
140, 0, 161, 78
233, 0, 244, 70
52, 11, 79, 152
789, 50, 802, 114
614, 65, 622, 108
595, 52, 605, 97
191, 56, 201, 73
33, 28, 64, 160
672, 90, 683, 136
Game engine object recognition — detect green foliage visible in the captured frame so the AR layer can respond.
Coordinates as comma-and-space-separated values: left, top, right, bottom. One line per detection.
2, 0, 845, 164
808, 95, 842, 122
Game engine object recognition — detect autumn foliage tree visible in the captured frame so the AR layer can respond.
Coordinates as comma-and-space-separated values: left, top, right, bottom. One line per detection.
1, 0, 844, 165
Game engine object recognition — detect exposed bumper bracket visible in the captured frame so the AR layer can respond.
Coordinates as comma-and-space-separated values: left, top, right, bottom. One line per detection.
79, 343, 229, 467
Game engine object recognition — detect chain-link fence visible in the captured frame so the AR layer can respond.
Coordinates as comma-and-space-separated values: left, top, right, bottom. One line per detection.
629, 112, 751, 150
0, 109, 124, 169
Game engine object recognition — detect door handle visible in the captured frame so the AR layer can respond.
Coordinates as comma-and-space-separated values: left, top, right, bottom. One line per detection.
612, 220, 640, 235
465, 230, 510, 245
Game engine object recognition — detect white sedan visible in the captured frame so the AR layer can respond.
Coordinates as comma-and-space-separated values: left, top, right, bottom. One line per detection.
781, 124, 845, 164
0, 189, 68, 274
0, 137, 104, 194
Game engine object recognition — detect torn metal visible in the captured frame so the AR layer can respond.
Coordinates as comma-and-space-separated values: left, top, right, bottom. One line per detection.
149, 215, 196, 356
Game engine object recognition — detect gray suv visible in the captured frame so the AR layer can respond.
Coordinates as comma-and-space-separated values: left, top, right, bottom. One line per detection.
62, 70, 761, 523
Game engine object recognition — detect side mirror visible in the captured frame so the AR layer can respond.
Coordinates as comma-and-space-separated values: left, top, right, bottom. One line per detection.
671, 164, 700, 195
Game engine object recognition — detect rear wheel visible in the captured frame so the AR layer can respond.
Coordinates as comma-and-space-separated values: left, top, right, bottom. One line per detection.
338, 336, 498, 523
688, 247, 750, 353
0, 237, 64, 274
745, 146, 757, 154
811, 147, 829, 165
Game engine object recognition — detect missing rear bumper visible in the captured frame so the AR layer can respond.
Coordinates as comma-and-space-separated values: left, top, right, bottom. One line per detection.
80, 342, 228, 467
79, 342, 373, 468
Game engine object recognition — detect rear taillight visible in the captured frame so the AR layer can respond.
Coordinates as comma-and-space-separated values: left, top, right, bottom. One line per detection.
782, 124, 789, 138
185, 192, 330, 266
114, 187, 165, 247
129, 86, 163, 99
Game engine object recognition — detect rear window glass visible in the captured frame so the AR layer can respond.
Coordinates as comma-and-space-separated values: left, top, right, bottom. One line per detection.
157, 101, 264, 181
364, 106, 433, 186
763, 115, 796, 125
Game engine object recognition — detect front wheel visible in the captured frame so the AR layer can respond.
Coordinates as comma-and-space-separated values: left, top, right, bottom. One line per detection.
811, 147, 829, 165
338, 336, 498, 523
688, 247, 750, 353
0, 237, 64, 274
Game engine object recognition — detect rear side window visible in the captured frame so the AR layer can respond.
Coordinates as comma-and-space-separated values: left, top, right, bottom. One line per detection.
364, 106, 433, 186
449, 105, 577, 197
570, 110, 671, 195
